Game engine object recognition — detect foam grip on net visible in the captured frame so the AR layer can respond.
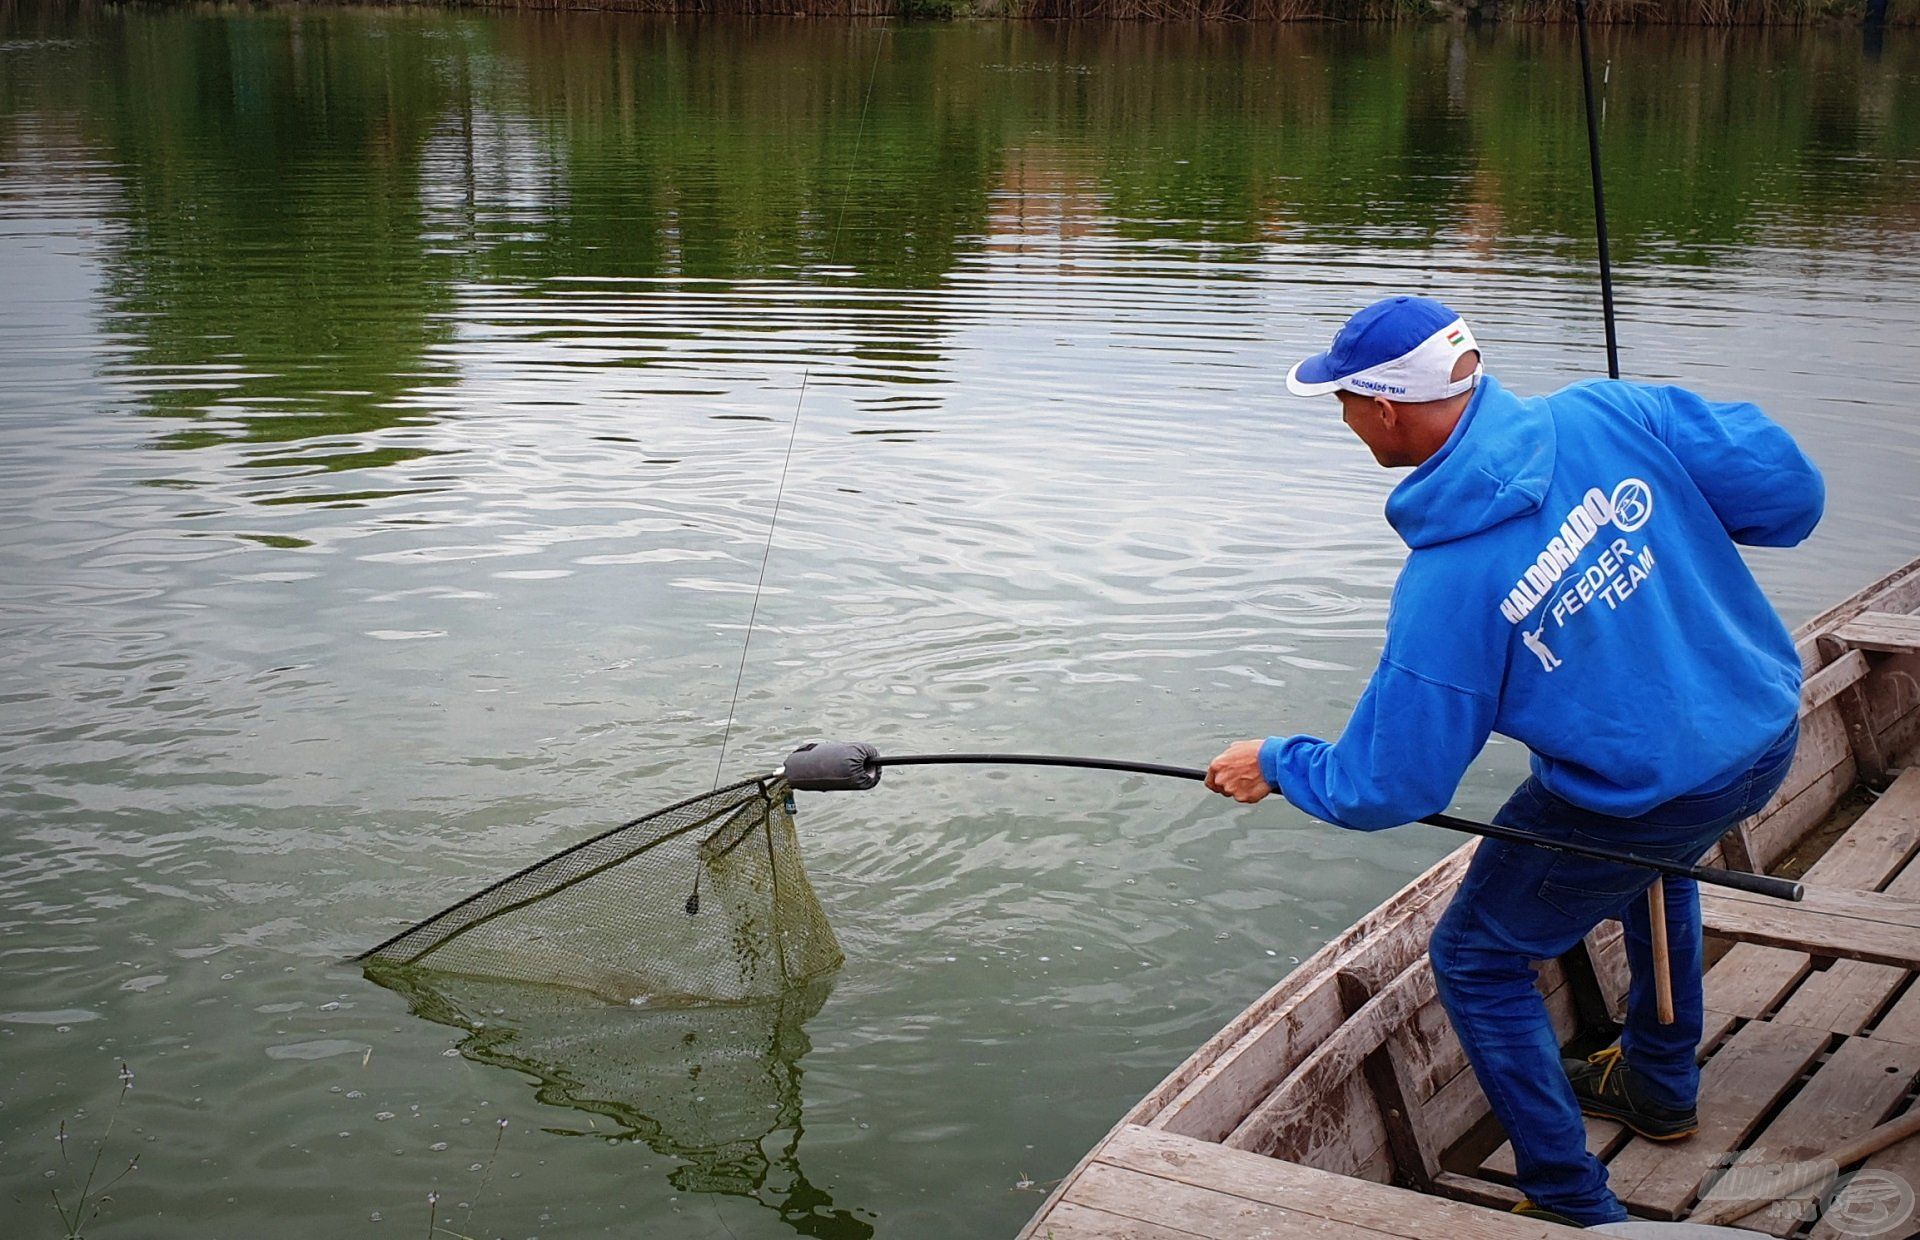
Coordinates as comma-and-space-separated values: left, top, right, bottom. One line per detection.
783, 741, 882, 792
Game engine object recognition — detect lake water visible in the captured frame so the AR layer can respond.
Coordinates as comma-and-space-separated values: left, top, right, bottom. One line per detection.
2, 9, 1917, 1237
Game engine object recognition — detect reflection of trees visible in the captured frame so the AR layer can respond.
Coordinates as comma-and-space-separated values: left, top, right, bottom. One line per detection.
72, 12, 463, 476
370, 968, 873, 1240
17, 11, 1919, 482
486, 17, 999, 288
1007, 22, 1920, 258
1011, 23, 1473, 247
446, 17, 994, 410
1430, 26, 1920, 261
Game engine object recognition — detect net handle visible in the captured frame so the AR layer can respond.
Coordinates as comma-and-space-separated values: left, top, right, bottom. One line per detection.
836, 752, 1802, 903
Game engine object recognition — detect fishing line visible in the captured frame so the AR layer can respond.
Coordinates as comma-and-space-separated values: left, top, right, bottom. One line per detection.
711, 25, 892, 791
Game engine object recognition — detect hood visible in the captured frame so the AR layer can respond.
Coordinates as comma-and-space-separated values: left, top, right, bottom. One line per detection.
1385, 373, 1556, 549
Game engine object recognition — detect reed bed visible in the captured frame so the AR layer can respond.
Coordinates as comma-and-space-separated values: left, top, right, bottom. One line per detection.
1014, 0, 1901, 21
453, 0, 899, 14
12, 0, 1901, 21
435, 0, 1912, 23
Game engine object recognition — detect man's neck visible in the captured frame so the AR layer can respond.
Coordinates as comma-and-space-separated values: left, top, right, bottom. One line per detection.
1405, 402, 1470, 467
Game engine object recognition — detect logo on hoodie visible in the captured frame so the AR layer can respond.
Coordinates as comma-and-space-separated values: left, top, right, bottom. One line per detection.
1610, 478, 1654, 533
1497, 481, 1656, 626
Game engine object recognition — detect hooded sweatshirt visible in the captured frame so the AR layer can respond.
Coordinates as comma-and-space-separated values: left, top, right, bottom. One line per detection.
1258, 374, 1823, 829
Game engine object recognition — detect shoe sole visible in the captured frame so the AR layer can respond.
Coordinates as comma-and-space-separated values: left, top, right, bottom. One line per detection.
1576, 1101, 1697, 1142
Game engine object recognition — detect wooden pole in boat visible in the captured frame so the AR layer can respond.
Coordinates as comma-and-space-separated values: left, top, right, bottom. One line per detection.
1574, 0, 1674, 1025
1689, 1105, 1920, 1225
1648, 877, 1675, 1024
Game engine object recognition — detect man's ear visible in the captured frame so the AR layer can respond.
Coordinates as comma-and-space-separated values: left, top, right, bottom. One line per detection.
1373, 396, 1399, 428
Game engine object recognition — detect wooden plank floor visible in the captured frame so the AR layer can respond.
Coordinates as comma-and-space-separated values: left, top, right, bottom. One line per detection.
1031, 1125, 1581, 1239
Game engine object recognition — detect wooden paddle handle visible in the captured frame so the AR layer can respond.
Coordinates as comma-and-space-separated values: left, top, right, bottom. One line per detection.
1690, 1105, 1920, 1225
1649, 877, 1675, 1025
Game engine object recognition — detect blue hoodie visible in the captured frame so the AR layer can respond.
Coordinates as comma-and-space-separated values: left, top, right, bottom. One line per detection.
1258, 374, 1823, 828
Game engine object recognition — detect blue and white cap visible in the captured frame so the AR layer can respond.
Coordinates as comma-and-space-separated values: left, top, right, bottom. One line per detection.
1287, 295, 1482, 402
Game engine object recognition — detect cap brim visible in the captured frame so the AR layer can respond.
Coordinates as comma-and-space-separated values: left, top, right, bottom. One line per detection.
1286, 352, 1346, 397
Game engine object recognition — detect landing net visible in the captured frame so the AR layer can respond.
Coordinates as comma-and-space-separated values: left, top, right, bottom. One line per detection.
357, 776, 842, 1005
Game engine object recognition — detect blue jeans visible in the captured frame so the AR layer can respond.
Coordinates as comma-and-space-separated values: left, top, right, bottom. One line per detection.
1429, 727, 1796, 1225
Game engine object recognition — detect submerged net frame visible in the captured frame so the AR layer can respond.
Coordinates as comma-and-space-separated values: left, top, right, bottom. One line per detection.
366, 965, 869, 1230
357, 775, 843, 1005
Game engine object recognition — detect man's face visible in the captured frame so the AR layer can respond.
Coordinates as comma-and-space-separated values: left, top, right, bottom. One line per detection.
1338, 390, 1406, 467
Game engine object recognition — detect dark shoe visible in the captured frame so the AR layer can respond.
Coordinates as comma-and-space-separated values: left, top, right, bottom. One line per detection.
1563, 1046, 1698, 1141
1511, 1200, 1586, 1227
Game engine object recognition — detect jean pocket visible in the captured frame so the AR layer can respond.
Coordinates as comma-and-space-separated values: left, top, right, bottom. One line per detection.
1536, 854, 1657, 925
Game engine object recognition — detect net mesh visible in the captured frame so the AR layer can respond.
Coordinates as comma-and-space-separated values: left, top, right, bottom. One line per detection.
358, 776, 843, 1005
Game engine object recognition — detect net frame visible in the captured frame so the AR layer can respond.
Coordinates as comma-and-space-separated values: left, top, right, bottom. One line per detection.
357, 774, 842, 1004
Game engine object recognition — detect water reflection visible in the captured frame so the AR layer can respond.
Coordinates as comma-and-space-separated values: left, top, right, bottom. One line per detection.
11, 11, 1912, 507
368, 968, 874, 1239
75, 13, 462, 488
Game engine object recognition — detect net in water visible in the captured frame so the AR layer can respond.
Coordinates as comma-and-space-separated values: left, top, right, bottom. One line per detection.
357, 775, 842, 1005
365, 966, 872, 1235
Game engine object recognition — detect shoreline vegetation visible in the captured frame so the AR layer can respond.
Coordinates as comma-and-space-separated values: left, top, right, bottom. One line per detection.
420, 0, 1915, 26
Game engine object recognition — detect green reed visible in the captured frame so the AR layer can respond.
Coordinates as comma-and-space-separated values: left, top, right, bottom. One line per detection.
48, 1064, 140, 1240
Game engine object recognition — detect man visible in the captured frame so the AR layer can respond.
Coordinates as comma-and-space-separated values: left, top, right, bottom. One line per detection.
1204, 295, 1822, 1227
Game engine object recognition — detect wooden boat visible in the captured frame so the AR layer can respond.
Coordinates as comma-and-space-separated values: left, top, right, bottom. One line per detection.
1022, 556, 1920, 1239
